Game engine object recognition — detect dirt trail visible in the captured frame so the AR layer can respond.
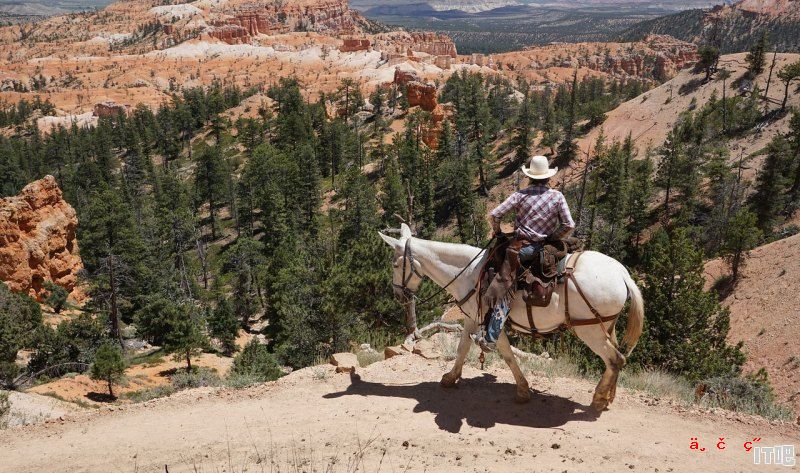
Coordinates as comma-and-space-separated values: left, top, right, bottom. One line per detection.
1, 354, 797, 472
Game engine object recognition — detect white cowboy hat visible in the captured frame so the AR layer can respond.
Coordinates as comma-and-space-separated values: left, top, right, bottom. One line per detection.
521, 155, 558, 180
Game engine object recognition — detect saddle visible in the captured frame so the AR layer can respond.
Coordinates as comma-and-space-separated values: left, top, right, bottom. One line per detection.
479, 233, 617, 340
481, 233, 583, 309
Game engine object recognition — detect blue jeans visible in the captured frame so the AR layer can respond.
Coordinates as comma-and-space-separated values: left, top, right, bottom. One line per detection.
485, 297, 511, 343
484, 243, 541, 343
518, 242, 542, 265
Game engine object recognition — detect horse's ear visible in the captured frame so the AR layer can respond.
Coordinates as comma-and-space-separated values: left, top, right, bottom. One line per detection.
378, 232, 401, 250
400, 223, 412, 239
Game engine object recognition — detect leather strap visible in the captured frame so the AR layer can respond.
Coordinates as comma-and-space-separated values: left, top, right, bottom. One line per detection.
562, 251, 617, 340
456, 288, 476, 307
526, 303, 535, 331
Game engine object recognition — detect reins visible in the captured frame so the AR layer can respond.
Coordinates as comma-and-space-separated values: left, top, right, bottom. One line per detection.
393, 235, 496, 311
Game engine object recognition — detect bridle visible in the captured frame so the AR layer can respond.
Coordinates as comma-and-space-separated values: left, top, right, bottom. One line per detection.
390, 235, 496, 310
392, 238, 424, 305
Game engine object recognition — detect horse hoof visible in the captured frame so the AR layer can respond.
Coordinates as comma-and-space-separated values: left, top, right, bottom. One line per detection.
515, 389, 531, 404
591, 398, 609, 412
440, 374, 458, 388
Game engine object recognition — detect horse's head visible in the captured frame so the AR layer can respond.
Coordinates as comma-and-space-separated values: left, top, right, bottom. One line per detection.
378, 223, 423, 337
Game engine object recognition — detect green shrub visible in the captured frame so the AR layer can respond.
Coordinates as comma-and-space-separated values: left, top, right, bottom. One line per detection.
170, 367, 220, 390
0, 282, 43, 387
699, 372, 794, 421
43, 281, 68, 314
124, 368, 221, 402
123, 385, 175, 403
0, 391, 10, 427
231, 339, 282, 382
356, 350, 384, 367
27, 313, 107, 375
222, 372, 263, 389
619, 369, 694, 404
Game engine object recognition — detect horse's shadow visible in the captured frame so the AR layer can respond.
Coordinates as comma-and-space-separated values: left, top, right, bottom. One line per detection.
324, 372, 599, 433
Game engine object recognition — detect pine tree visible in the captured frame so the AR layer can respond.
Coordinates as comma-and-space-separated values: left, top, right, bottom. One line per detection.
703, 149, 738, 255
787, 111, 800, 204
223, 237, 265, 327
0, 282, 43, 385
44, 281, 68, 314
777, 60, 800, 111
745, 32, 768, 78
269, 78, 314, 150
369, 86, 386, 129
750, 136, 791, 234
295, 143, 321, 233
636, 228, 745, 380
697, 45, 720, 82
90, 342, 125, 398
163, 303, 208, 372
381, 153, 407, 226
80, 187, 149, 345
208, 298, 239, 355
720, 209, 762, 282
193, 145, 227, 240
269, 242, 328, 369
556, 69, 579, 166
512, 91, 533, 165
625, 155, 654, 261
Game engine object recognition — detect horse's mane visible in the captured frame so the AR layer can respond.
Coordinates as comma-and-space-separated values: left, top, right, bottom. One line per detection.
411, 238, 484, 269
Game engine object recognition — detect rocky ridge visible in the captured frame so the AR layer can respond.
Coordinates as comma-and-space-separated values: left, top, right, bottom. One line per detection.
494, 35, 698, 86
620, 0, 800, 53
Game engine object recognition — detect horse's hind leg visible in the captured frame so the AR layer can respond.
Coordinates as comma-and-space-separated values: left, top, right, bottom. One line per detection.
573, 325, 625, 412
441, 317, 478, 388
496, 330, 531, 403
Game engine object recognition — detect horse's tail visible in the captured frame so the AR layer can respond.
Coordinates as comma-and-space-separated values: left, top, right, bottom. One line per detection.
621, 270, 644, 357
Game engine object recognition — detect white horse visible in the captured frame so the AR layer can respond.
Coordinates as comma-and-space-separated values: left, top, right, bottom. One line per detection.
379, 224, 644, 412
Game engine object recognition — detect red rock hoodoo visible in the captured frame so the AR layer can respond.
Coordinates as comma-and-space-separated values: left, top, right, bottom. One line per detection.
0, 176, 83, 301
93, 101, 129, 118
405, 81, 438, 112
340, 38, 371, 52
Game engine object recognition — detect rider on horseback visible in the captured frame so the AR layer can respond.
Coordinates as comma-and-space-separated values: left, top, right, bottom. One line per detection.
476, 155, 575, 352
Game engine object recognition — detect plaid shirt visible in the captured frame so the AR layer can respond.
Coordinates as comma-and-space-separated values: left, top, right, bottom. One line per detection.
490, 184, 575, 241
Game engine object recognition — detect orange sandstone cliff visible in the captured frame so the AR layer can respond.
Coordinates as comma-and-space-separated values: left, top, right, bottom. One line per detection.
0, 176, 82, 302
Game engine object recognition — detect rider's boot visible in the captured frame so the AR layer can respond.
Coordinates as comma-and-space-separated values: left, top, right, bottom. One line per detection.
473, 298, 510, 353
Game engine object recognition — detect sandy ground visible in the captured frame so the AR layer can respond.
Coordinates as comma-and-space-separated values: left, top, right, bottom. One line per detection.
25, 331, 252, 405
2, 390, 85, 427
1, 352, 797, 473
705, 233, 800, 413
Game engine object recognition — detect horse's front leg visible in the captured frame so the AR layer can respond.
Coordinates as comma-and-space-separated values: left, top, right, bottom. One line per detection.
441, 317, 478, 388
496, 330, 531, 403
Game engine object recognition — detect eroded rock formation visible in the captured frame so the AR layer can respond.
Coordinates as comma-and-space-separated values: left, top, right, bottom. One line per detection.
340, 38, 371, 52
376, 31, 458, 62
208, 0, 361, 44
0, 176, 82, 301
93, 101, 129, 118
405, 81, 438, 112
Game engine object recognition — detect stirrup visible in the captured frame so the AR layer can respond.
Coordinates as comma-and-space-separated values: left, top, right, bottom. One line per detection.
471, 332, 496, 353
